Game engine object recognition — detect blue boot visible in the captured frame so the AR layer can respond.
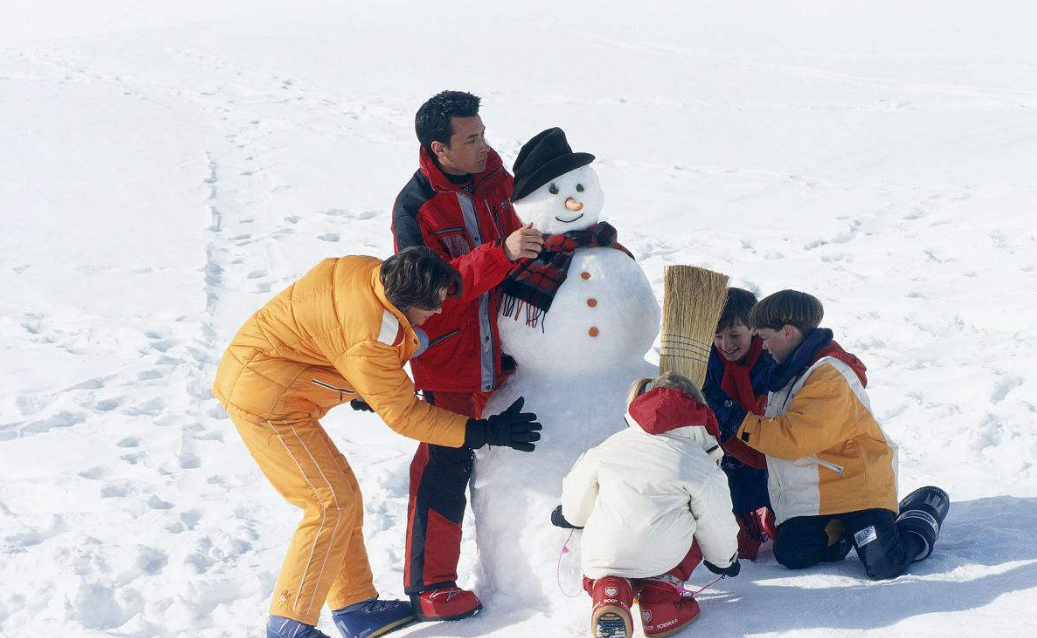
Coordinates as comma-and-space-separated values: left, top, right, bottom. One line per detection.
332, 598, 416, 638
267, 616, 332, 638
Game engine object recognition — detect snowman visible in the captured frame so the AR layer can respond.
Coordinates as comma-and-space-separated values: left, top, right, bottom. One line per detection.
470, 128, 660, 614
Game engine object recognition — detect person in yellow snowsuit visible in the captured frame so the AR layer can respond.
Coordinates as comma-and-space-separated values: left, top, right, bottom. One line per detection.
212, 247, 541, 638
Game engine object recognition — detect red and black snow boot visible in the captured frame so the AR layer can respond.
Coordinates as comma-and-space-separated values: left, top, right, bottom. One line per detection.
589, 576, 635, 638
409, 587, 482, 621
896, 486, 950, 561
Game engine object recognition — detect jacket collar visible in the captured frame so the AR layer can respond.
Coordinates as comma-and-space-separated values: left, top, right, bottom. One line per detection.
627, 388, 721, 439
419, 146, 505, 195
765, 328, 868, 391
766, 328, 833, 392
371, 264, 418, 356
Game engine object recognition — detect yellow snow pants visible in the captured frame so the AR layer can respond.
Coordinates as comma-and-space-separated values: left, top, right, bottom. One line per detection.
230, 410, 378, 625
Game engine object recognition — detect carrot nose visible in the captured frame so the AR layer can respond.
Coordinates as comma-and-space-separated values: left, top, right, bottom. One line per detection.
565, 197, 583, 211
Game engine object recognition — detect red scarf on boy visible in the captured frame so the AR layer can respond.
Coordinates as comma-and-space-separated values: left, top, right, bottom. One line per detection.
719, 336, 768, 416
717, 336, 768, 469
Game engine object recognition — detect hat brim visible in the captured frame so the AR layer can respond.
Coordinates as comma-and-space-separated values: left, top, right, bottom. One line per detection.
511, 152, 595, 202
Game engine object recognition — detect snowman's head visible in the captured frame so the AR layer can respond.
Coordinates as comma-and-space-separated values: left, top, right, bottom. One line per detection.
511, 127, 605, 235
513, 165, 604, 235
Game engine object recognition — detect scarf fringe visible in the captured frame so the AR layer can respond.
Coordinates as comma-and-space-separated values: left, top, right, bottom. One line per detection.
502, 294, 547, 332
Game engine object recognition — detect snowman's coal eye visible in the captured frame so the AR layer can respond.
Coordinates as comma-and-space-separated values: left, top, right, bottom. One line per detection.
576, 184, 585, 192
549, 183, 559, 195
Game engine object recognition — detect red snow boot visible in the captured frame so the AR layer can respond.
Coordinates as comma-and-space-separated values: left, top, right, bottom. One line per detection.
409, 587, 482, 621
735, 506, 775, 560
589, 576, 635, 638
637, 575, 700, 638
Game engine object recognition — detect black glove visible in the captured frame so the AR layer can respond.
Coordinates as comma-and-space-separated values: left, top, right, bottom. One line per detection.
349, 398, 374, 413
703, 556, 741, 578
463, 397, 542, 452
703, 383, 747, 440
550, 505, 583, 529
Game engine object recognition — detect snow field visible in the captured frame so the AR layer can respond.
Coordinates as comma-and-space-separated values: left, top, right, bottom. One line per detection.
2, 2, 1036, 636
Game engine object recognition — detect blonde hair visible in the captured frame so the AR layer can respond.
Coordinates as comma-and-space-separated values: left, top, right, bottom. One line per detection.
626, 371, 706, 407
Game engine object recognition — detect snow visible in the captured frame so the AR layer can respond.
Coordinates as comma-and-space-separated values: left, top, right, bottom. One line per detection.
2, 1, 1036, 636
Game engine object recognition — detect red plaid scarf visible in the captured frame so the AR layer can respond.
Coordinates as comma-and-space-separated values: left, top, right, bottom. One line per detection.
501, 222, 633, 328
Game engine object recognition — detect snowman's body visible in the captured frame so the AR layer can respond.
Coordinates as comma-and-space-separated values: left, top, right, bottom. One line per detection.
470, 163, 660, 613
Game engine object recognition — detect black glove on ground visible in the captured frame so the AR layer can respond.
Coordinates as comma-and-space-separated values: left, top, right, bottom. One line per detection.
463, 397, 542, 452
703, 556, 741, 578
550, 505, 583, 530
349, 398, 374, 412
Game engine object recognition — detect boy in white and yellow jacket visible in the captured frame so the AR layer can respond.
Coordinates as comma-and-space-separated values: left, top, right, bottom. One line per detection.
732, 290, 949, 579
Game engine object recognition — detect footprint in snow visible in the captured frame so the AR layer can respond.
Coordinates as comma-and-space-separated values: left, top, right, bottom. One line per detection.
120, 398, 165, 417
206, 404, 228, 419
180, 509, 204, 530
318, 233, 340, 242
79, 466, 107, 480
184, 538, 216, 573
70, 377, 105, 390
120, 452, 146, 465
100, 483, 132, 498
96, 398, 121, 412
13, 411, 86, 439
179, 452, 202, 469
148, 495, 175, 510
136, 546, 169, 575
149, 338, 178, 353
990, 375, 1023, 404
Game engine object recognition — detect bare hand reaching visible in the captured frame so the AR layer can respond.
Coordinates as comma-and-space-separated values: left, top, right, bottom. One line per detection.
503, 222, 544, 261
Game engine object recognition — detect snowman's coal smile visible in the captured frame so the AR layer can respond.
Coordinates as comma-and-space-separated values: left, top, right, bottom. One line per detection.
554, 213, 585, 224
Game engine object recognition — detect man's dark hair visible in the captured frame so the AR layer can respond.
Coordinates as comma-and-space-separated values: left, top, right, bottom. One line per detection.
716, 287, 759, 332
415, 91, 481, 156
750, 289, 824, 333
381, 246, 463, 311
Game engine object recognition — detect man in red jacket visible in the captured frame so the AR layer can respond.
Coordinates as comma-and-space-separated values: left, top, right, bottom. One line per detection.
390, 90, 543, 621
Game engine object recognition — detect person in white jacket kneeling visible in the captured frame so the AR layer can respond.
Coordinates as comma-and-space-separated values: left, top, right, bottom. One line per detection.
552, 372, 741, 638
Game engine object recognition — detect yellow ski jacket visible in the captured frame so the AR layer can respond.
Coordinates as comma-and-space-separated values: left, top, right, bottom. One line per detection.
736, 357, 898, 525
212, 255, 468, 447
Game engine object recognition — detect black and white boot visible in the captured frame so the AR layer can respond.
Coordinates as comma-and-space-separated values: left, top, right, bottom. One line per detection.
896, 486, 950, 561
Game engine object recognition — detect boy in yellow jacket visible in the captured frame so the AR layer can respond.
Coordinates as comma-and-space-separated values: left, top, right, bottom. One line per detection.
734, 290, 949, 579
213, 247, 541, 638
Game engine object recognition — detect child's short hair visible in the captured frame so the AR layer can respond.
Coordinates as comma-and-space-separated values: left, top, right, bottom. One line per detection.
716, 287, 758, 332
626, 372, 706, 407
750, 290, 824, 333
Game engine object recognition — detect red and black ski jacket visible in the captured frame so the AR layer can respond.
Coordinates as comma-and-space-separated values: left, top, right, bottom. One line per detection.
391, 147, 523, 394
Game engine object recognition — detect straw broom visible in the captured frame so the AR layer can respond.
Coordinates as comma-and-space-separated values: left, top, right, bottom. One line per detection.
659, 265, 730, 388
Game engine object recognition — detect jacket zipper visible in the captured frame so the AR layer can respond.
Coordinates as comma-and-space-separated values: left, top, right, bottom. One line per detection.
810, 456, 845, 477
473, 166, 501, 192
425, 329, 461, 350
485, 198, 505, 236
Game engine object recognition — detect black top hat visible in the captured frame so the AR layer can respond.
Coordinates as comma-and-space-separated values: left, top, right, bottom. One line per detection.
511, 127, 595, 202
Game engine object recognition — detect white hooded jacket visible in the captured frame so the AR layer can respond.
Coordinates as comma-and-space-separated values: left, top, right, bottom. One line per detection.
560, 388, 739, 579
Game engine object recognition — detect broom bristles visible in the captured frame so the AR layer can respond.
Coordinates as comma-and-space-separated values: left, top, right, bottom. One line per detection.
659, 265, 730, 388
